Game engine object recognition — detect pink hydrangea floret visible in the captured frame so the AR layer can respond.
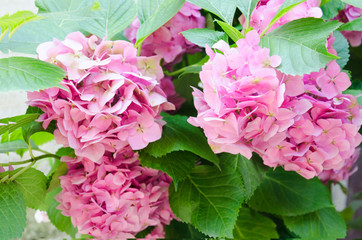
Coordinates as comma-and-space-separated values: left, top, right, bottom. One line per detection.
124, 2, 205, 67
57, 148, 174, 240
27, 32, 174, 163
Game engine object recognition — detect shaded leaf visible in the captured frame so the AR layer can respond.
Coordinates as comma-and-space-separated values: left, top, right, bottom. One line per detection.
139, 151, 197, 188
283, 207, 347, 239
165, 220, 207, 239
169, 159, 245, 238
321, 0, 345, 20
231, 208, 279, 240
143, 113, 219, 167
248, 168, 333, 216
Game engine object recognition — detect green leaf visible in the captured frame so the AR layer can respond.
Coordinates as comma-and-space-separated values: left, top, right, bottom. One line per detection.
0, 183, 26, 240
56, 147, 75, 158
222, 153, 267, 200
321, 0, 345, 20
0, 114, 40, 136
261, 18, 342, 76
135, 226, 155, 238
143, 113, 219, 167
139, 151, 197, 188
0, 139, 38, 153
165, 220, 207, 239
82, 0, 137, 39
333, 30, 350, 68
0, 11, 42, 41
36, 0, 96, 28
0, 57, 65, 92
45, 187, 77, 237
236, 0, 258, 29
283, 207, 347, 239
248, 168, 333, 216
262, 0, 308, 35
340, 0, 362, 8
30, 132, 54, 146
169, 159, 245, 238
47, 162, 68, 193
188, 0, 236, 25
216, 20, 244, 43
231, 208, 279, 240
348, 215, 362, 231
136, 0, 185, 46
0, 168, 48, 209
339, 17, 362, 31
182, 28, 228, 48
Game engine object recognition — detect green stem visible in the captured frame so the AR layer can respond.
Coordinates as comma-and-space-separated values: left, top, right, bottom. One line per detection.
0, 175, 9, 184
8, 161, 36, 181
164, 66, 188, 76
0, 154, 60, 167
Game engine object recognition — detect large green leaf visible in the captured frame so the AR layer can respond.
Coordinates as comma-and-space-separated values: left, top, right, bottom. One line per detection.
169, 159, 245, 238
0, 168, 48, 210
0, 11, 42, 41
283, 207, 347, 239
261, 18, 342, 76
321, 0, 345, 20
36, 0, 95, 30
143, 113, 219, 166
339, 17, 362, 31
139, 151, 197, 188
0, 183, 26, 240
188, 0, 236, 25
45, 187, 77, 237
221, 153, 267, 200
333, 30, 350, 68
236, 0, 258, 29
262, 0, 307, 35
182, 28, 228, 48
0, 57, 65, 92
0, 114, 40, 136
340, 0, 362, 8
231, 208, 279, 240
248, 168, 333, 216
82, 0, 137, 39
136, 0, 185, 46
0, 19, 70, 54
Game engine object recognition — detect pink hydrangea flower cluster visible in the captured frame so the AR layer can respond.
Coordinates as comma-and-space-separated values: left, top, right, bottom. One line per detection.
124, 2, 205, 67
27, 32, 174, 163
57, 148, 174, 239
240, 0, 322, 34
319, 148, 360, 182
334, 4, 362, 47
189, 30, 362, 180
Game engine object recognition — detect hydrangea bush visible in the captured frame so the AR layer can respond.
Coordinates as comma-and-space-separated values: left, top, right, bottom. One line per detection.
0, 0, 361, 239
